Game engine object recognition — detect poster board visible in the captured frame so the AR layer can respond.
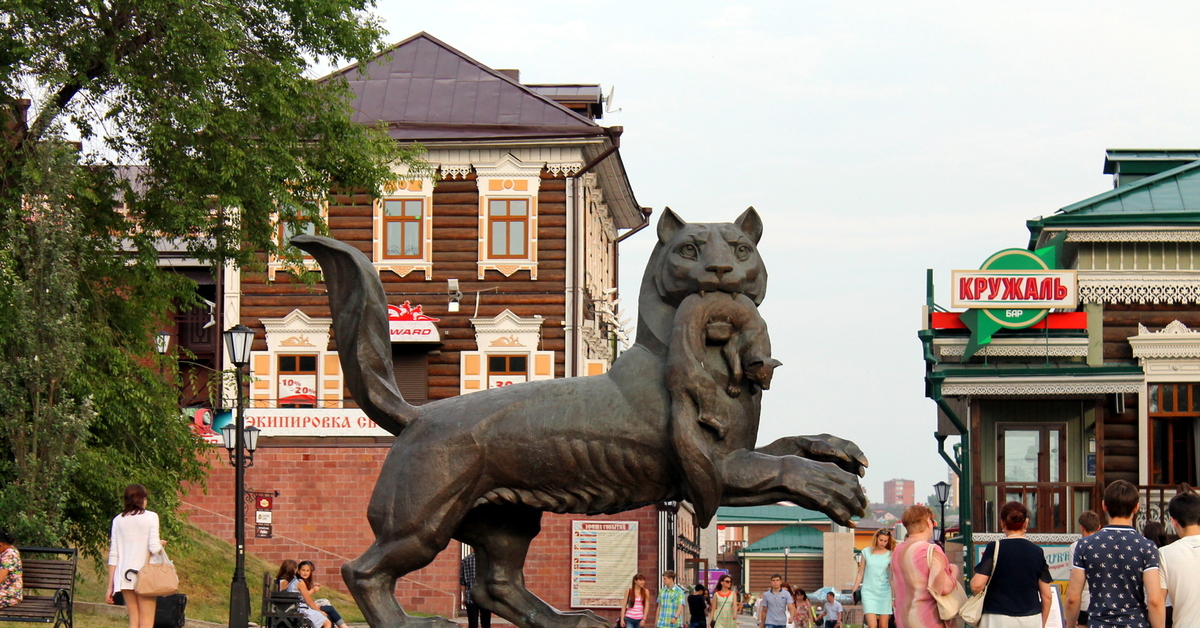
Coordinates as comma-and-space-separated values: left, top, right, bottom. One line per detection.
571, 521, 638, 608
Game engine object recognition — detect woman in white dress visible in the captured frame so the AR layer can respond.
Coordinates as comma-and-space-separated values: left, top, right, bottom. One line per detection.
105, 484, 164, 628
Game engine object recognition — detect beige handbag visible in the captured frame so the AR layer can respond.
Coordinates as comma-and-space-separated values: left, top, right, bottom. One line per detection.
134, 549, 179, 597
958, 541, 998, 625
925, 543, 967, 621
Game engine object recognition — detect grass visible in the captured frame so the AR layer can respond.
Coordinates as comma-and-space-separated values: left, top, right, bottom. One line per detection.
74, 524, 366, 626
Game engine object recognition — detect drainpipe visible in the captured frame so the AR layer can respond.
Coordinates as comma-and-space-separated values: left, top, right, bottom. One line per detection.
920, 269, 974, 578
568, 127, 624, 377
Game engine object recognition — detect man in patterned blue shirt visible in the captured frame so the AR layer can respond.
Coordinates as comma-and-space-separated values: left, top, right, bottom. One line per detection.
1065, 480, 1165, 628
655, 571, 687, 628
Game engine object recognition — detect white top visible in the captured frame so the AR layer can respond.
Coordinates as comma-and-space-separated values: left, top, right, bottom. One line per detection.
1159, 534, 1200, 626
107, 510, 162, 591
1069, 539, 1090, 610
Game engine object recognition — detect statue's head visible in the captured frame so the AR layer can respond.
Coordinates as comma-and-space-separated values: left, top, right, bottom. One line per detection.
652, 207, 767, 306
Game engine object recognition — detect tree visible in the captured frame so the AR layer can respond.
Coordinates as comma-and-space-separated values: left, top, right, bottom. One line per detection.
0, 0, 423, 554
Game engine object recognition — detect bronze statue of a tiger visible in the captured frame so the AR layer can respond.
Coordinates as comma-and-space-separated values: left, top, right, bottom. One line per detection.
291, 207, 868, 628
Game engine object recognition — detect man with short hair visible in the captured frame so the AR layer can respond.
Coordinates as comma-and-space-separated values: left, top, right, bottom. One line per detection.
1159, 487, 1200, 627
1069, 510, 1102, 627
815, 591, 842, 628
758, 574, 795, 628
1066, 480, 1165, 628
656, 571, 687, 628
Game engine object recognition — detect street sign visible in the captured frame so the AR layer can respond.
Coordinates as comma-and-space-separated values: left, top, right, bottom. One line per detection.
255, 524, 272, 539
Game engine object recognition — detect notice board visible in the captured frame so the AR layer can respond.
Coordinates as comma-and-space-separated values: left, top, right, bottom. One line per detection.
571, 520, 638, 608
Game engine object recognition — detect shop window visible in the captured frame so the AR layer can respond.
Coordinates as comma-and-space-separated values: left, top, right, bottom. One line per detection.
383, 199, 424, 259
1148, 383, 1199, 486
488, 199, 529, 259
277, 354, 318, 408
488, 354, 528, 388
392, 345, 429, 404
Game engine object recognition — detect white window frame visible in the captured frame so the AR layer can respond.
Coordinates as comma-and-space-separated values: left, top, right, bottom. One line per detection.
473, 154, 543, 279
373, 178, 434, 279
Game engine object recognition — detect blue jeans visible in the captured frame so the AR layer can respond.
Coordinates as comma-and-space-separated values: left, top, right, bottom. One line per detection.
623, 619, 642, 628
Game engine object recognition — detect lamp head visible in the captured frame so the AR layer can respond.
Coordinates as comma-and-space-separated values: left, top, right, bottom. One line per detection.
223, 324, 255, 366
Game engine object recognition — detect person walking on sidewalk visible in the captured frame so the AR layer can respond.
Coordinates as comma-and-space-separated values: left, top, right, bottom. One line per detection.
460, 550, 491, 628
656, 571, 687, 628
759, 575, 796, 628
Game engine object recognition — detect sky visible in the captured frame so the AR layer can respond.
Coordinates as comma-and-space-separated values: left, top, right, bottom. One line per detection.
366, 0, 1200, 504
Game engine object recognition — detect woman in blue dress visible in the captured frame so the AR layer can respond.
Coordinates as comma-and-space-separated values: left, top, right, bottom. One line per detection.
852, 529, 895, 628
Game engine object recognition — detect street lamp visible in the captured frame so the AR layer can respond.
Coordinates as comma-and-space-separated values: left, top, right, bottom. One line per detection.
783, 546, 790, 582
933, 481, 951, 547
155, 331, 171, 355
223, 324, 255, 628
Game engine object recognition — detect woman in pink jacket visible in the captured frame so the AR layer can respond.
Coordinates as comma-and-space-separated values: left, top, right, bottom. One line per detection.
890, 505, 959, 628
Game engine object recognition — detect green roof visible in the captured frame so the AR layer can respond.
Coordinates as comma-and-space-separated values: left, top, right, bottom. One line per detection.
740, 525, 825, 554
717, 505, 829, 524
1028, 159, 1200, 245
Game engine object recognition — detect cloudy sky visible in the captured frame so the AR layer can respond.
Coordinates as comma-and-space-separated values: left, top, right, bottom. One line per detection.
367, 1, 1200, 503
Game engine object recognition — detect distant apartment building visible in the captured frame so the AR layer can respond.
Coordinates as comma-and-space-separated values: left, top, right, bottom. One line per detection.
883, 478, 915, 506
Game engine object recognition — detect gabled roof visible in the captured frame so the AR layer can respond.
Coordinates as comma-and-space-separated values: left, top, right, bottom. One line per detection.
321, 32, 607, 141
1028, 159, 1200, 245
740, 525, 824, 554
717, 505, 831, 523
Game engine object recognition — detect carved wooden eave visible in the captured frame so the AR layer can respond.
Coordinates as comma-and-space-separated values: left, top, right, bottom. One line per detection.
1129, 320, 1200, 361
934, 336, 1088, 358
1078, 271, 1200, 305
941, 374, 1143, 397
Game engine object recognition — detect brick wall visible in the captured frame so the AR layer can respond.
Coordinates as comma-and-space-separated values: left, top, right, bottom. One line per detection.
183, 445, 661, 620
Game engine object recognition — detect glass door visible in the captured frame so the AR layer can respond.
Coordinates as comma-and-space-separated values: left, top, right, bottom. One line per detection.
997, 423, 1067, 532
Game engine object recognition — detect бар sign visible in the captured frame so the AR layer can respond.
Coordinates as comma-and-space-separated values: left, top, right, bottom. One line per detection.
950, 234, 1076, 359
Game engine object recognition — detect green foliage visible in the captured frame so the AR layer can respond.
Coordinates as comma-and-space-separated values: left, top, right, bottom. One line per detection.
0, 0, 422, 554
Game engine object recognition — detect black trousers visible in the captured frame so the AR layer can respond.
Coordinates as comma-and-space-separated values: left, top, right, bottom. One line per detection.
466, 603, 491, 628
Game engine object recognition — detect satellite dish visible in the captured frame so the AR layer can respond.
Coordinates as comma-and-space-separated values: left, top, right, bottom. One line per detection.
604, 86, 622, 113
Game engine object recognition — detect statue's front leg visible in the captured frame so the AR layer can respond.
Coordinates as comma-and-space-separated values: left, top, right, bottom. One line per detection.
755, 434, 868, 477
720, 450, 868, 527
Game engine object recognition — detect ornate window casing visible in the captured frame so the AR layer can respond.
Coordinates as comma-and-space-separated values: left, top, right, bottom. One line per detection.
250, 309, 343, 409
473, 155, 542, 279
459, 309, 554, 394
1127, 320, 1200, 485
266, 202, 329, 280
373, 178, 434, 279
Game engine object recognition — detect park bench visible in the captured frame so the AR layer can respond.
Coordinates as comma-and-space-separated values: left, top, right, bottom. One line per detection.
261, 573, 311, 628
0, 547, 76, 628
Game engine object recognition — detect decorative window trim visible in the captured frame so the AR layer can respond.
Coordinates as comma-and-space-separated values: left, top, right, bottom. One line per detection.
267, 201, 329, 280
459, 309, 554, 394
1130, 320, 1200, 360
251, 309, 343, 409
941, 374, 1143, 396
1079, 272, 1200, 304
373, 179, 434, 280
474, 155, 543, 280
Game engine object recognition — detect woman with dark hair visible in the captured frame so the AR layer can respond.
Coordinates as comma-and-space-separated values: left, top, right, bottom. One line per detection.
275, 559, 298, 590
287, 560, 336, 628
687, 584, 707, 628
970, 501, 1053, 628
106, 484, 164, 628
709, 575, 738, 628
792, 589, 813, 628
619, 574, 650, 628
0, 530, 21, 609
853, 529, 895, 628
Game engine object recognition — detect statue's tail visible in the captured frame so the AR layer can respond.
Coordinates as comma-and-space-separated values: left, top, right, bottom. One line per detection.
291, 235, 416, 435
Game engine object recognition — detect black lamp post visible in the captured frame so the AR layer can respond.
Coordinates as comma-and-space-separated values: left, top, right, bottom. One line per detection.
223, 324, 255, 628
933, 481, 951, 547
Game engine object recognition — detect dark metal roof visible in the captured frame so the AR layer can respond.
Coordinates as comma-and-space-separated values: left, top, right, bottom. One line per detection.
322, 33, 605, 141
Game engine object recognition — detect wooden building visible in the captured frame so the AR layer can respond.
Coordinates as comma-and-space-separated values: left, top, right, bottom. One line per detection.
174, 33, 714, 619
921, 149, 1200, 571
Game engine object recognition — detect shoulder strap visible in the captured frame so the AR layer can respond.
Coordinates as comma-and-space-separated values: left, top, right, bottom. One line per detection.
925, 543, 938, 591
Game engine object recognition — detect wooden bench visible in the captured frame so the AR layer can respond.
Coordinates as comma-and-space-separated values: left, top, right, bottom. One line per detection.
261, 573, 310, 628
0, 547, 76, 628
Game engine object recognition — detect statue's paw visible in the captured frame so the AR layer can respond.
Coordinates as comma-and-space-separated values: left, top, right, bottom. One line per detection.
790, 461, 869, 527
542, 609, 610, 628
406, 615, 459, 628
795, 434, 869, 477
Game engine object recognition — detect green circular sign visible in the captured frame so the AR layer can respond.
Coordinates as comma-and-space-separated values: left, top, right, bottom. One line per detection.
979, 248, 1049, 329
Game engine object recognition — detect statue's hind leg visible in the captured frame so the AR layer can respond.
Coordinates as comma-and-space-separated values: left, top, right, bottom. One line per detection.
458, 505, 609, 628
342, 532, 458, 628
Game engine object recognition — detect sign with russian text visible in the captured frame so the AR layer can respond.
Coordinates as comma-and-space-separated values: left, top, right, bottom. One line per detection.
243, 408, 392, 437
951, 235, 1072, 359
388, 301, 440, 342
951, 269, 1076, 310
570, 521, 638, 608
